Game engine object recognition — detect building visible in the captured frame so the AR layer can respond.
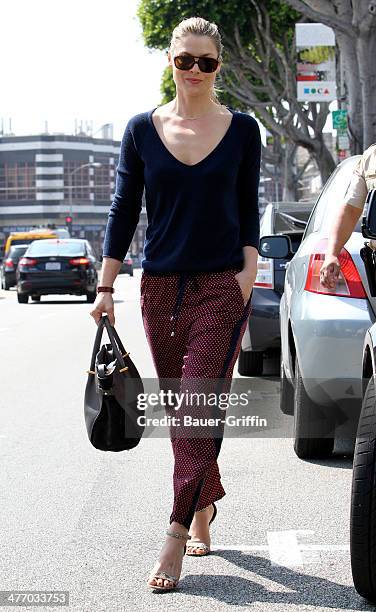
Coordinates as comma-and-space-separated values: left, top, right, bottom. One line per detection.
0, 131, 147, 260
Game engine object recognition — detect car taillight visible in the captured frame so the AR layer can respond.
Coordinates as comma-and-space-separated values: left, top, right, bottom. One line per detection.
304, 238, 366, 298
19, 257, 37, 266
253, 255, 274, 289
4, 259, 14, 269
69, 257, 89, 266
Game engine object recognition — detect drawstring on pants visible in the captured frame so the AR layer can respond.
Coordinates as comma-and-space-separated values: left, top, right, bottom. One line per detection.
170, 272, 200, 337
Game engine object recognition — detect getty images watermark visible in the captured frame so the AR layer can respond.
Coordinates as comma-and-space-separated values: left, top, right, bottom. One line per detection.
135, 389, 268, 429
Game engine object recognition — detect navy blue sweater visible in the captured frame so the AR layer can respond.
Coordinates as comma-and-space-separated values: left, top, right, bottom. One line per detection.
102, 106, 261, 273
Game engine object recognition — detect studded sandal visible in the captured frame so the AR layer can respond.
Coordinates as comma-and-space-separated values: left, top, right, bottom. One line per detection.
147, 530, 191, 591
186, 502, 217, 557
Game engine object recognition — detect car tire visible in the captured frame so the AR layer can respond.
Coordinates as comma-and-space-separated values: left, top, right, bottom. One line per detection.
17, 293, 29, 304
129, 271, 134, 277
238, 348, 263, 376
350, 375, 376, 603
31, 295, 41, 302
293, 354, 334, 459
86, 291, 96, 303
280, 357, 294, 415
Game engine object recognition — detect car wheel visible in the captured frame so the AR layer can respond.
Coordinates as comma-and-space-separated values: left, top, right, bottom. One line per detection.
129, 271, 134, 277
31, 295, 41, 302
86, 291, 96, 303
350, 375, 376, 603
280, 357, 294, 415
238, 348, 263, 376
17, 293, 29, 304
293, 354, 334, 459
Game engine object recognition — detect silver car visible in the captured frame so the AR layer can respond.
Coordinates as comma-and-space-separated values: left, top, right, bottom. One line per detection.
261, 155, 376, 459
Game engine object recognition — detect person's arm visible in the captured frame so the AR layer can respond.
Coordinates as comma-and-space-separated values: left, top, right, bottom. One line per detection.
235, 118, 261, 296
320, 158, 367, 289
102, 117, 145, 266
90, 118, 144, 325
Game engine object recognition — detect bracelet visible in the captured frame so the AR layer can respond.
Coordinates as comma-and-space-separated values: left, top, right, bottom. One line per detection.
97, 286, 114, 293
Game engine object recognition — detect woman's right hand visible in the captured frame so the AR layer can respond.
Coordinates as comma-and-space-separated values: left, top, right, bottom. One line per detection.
89, 292, 115, 326
319, 254, 341, 289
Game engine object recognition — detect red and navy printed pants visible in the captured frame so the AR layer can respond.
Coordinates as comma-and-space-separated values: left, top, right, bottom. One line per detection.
140, 267, 253, 530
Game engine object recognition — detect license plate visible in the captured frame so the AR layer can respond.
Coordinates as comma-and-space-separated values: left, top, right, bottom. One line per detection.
45, 262, 61, 270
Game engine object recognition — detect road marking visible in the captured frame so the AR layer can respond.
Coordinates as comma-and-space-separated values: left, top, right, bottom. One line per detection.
212, 544, 349, 551
213, 530, 350, 567
267, 530, 305, 566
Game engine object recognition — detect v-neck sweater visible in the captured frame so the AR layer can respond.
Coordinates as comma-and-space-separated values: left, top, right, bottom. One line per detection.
102, 105, 261, 273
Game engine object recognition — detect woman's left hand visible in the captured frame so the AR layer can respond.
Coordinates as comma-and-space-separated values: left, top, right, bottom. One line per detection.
235, 269, 256, 305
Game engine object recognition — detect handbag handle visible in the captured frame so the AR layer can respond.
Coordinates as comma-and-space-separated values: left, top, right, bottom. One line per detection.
88, 315, 127, 372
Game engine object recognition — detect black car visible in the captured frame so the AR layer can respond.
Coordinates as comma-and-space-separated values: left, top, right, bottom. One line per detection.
16, 238, 98, 303
238, 202, 313, 376
0, 244, 29, 290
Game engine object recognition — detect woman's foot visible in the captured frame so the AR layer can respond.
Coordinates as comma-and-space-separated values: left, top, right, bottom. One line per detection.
186, 503, 216, 556
147, 523, 189, 590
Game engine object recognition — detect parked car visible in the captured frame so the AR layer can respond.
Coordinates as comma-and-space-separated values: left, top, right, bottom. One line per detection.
239, 203, 313, 376
16, 238, 98, 303
0, 244, 29, 290
350, 189, 376, 603
119, 252, 134, 276
262, 155, 376, 459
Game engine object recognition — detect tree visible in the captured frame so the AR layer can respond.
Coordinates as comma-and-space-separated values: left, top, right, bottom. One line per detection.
284, 0, 376, 151
137, 0, 336, 199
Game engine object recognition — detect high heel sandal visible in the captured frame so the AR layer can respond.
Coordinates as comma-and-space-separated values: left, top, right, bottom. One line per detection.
186, 502, 217, 556
147, 530, 191, 591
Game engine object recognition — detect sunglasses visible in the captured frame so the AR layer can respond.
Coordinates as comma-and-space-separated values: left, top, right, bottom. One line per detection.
173, 54, 219, 74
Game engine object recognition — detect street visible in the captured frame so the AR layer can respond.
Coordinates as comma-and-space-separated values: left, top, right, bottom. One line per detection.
0, 269, 371, 612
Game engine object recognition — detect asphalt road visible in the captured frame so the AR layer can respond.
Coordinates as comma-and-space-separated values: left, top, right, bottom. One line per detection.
0, 270, 373, 612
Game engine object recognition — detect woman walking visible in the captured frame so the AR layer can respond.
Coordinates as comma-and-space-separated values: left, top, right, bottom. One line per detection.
90, 16, 261, 592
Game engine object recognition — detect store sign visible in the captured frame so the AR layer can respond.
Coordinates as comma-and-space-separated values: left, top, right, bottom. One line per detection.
332, 109, 347, 130
296, 23, 336, 102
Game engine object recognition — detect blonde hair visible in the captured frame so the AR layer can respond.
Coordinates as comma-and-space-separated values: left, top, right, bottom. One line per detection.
169, 16, 224, 105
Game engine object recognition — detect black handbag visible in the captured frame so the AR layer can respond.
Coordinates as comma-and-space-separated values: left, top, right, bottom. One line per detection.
84, 315, 145, 451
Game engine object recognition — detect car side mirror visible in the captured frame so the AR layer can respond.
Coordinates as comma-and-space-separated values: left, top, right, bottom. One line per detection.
258, 234, 293, 259
362, 189, 376, 238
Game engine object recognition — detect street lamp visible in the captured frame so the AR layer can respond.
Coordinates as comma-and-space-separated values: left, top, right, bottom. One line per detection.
67, 161, 102, 220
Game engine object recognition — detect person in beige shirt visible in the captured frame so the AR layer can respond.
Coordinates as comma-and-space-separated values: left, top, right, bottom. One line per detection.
320, 143, 376, 288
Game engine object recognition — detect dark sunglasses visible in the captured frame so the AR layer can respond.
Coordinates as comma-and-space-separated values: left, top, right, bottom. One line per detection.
173, 54, 219, 73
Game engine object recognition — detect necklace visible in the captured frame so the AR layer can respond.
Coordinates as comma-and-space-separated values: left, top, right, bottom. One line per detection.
172, 105, 225, 120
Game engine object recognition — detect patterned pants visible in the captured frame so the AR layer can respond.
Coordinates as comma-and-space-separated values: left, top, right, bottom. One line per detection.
140, 267, 253, 529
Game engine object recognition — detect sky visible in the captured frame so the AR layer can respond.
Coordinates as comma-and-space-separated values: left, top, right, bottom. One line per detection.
2, 0, 335, 142
2, 0, 167, 141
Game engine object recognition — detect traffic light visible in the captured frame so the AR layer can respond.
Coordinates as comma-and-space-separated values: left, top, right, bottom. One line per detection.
65, 215, 73, 235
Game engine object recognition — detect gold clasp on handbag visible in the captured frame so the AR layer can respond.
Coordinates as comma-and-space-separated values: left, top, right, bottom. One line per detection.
119, 366, 129, 373
86, 370, 96, 375
122, 352, 130, 358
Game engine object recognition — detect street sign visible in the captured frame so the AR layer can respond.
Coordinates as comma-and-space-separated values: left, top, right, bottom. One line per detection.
332, 110, 348, 130
338, 134, 350, 150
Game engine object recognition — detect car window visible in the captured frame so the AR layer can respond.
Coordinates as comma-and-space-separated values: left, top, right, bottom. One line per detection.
9, 245, 29, 257
303, 156, 361, 238
26, 240, 86, 257
9, 238, 34, 247
273, 208, 312, 233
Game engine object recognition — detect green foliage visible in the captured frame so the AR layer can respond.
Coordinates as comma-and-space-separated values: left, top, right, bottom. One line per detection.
137, 0, 299, 50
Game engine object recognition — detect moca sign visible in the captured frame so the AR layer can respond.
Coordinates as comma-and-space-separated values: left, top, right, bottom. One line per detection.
296, 23, 336, 102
